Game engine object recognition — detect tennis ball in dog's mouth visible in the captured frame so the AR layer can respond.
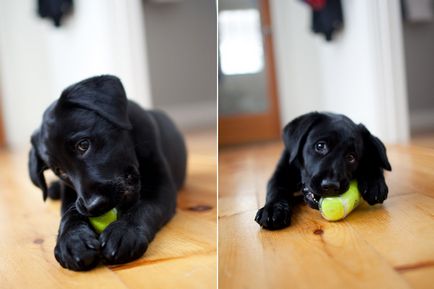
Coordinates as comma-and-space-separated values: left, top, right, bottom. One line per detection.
89, 208, 118, 233
319, 180, 361, 221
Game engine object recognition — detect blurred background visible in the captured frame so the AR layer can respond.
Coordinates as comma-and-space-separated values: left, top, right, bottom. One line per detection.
218, 0, 434, 147
0, 0, 216, 149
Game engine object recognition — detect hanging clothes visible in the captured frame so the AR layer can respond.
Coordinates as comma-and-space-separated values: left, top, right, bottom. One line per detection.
302, 0, 344, 41
37, 0, 73, 27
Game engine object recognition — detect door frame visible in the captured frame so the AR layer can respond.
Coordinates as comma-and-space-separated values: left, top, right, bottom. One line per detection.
218, 0, 281, 146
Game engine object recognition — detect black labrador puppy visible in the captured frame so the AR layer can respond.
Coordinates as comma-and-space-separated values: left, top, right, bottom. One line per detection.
255, 112, 391, 230
28, 75, 187, 271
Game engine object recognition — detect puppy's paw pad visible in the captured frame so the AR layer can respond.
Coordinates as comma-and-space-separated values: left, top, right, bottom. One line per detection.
255, 201, 291, 230
99, 221, 148, 265
54, 225, 100, 271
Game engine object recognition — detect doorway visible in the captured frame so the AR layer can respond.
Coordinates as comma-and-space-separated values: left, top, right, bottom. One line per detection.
218, 0, 280, 146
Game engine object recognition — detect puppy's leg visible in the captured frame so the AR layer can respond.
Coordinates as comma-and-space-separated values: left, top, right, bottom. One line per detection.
54, 184, 100, 271
99, 155, 177, 265
99, 197, 176, 265
255, 150, 300, 230
358, 168, 389, 205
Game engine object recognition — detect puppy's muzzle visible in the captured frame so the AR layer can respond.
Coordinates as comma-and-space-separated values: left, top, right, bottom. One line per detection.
76, 195, 111, 217
320, 178, 340, 194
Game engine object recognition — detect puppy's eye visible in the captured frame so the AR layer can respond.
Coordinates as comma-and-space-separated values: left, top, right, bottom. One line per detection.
314, 141, 328, 155
346, 153, 357, 164
76, 139, 90, 154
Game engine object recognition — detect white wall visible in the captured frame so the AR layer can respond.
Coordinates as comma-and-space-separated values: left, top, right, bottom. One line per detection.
0, 0, 151, 149
143, 0, 216, 131
403, 17, 434, 132
317, 1, 383, 134
270, 0, 322, 126
271, 0, 409, 143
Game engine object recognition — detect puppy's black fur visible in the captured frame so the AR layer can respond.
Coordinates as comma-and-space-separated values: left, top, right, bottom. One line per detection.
29, 75, 187, 271
255, 112, 391, 230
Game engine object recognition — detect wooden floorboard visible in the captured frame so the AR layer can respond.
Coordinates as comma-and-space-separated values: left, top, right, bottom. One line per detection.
219, 141, 434, 289
2, 128, 434, 288
0, 130, 216, 289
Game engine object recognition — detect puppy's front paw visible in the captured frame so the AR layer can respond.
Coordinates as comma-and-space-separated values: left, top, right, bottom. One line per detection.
99, 220, 148, 265
54, 224, 100, 271
359, 179, 389, 205
255, 201, 291, 230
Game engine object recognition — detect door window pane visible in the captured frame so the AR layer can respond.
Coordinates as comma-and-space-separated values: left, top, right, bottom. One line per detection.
219, 9, 264, 75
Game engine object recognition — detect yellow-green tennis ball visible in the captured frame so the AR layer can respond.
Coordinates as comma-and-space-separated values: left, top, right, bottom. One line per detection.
89, 208, 118, 233
319, 180, 361, 221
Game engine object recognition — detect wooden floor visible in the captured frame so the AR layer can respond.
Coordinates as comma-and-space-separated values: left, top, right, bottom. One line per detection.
0, 130, 216, 289
219, 140, 434, 289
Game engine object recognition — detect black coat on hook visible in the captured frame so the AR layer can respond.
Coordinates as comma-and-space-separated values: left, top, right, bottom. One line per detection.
38, 0, 73, 27
302, 0, 344, 41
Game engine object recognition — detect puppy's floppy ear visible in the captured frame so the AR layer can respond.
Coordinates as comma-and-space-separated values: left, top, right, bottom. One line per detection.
358, 124, 392, 171
283, 112, 322, 163
28, 131, 48, 201
58, 75, 132, 130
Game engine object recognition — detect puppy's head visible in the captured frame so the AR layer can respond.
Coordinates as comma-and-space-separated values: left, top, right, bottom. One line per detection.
29, 75, 141, 216
283, 112, 391, 203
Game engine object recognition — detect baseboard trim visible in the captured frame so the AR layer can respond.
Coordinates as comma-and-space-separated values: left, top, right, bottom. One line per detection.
157, 100, 216, 132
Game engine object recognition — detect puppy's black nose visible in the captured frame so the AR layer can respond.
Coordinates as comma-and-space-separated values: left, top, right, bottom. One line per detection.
320, 179, 340, 194
85, 195, 109, 214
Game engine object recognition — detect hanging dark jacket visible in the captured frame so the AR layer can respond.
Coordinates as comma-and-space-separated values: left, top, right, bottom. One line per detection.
38, 0, 73, 27
302, 0, 344, 41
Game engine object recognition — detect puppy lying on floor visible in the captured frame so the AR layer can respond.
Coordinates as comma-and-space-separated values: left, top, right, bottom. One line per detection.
28, 75, 187, 271
255, 112, 391, 230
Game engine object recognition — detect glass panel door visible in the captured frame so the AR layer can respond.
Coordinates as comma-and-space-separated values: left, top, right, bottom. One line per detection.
219, 0, 269, 116
218, 0, 280, 146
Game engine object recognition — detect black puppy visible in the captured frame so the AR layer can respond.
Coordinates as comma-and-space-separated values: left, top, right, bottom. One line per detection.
28, 75, 187, 271
255, 112, 391, 230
